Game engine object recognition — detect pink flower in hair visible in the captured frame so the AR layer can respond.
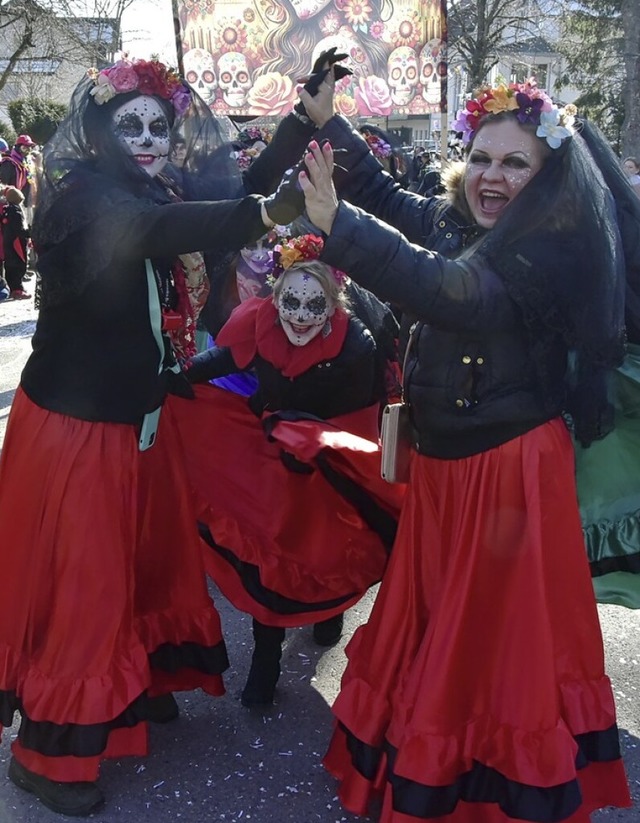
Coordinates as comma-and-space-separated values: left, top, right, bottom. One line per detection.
105, 60, 138, 93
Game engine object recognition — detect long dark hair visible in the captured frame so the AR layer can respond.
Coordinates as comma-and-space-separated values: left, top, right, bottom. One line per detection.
256, 0, 392, 79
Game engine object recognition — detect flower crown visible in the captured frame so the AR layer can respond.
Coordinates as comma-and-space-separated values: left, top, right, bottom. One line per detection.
267, 234, 347, 287
87, 57, 192, 117
453, 80, 577, 149
361, 130, 393, 160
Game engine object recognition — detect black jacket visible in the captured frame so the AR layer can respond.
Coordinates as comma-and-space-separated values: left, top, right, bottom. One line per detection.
316, 116, 569, 459
187, 315, 379, 420
21, 114, 317, 425
22, 187, 266, 424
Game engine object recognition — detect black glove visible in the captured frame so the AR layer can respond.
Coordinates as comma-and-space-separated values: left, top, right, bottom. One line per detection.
262, 162, 306, 226
262, 140, 347, 226
183, 346, 236, 383
295, 47, 353, 119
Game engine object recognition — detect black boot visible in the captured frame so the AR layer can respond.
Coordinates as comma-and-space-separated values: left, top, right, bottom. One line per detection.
145, 692, 179, 723
8, 757, 104, 816
312, 613, 344, 646
241, 620, 285, 707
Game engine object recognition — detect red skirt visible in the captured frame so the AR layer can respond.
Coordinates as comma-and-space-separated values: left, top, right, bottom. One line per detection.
0, 389, 228, 782
323, 418, 630, 821
173, 385, 405, 627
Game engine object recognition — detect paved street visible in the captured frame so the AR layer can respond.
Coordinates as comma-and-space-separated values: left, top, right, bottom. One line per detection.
0, 296, 638, 823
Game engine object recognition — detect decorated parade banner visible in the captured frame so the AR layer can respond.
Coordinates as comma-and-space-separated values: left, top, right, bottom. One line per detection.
174, 0, 446, 117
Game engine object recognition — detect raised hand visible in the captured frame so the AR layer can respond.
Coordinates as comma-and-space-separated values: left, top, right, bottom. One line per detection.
298, 140, 338, 235
261, 162, 306, 227
296, 47, 352, 128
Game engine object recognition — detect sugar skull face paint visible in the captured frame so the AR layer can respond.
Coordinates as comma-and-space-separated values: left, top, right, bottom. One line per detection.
464, 118, 547, 229
276, 269, 333, 347
111, 95, 170, 178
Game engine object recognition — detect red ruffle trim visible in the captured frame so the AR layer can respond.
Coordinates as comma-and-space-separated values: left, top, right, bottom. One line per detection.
202, 500, 386, 602
324, 726, 631, 822
175, 388, 398, 612
0, 641, 150, 726
135, 603, 224, 657
331, 673, 621, 790
0, 603, 225, 726
12, 730, 148, 783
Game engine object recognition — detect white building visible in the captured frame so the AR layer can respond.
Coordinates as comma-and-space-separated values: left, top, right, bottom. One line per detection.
0, 5, 120, 129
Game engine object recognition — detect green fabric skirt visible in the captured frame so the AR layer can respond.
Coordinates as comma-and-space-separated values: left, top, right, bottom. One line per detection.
576, 343, 640, 607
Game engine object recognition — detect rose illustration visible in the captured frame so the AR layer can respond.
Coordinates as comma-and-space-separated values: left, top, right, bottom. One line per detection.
247, 73, 295, 116
354, 75, 393, 116
335, 93, 358, 118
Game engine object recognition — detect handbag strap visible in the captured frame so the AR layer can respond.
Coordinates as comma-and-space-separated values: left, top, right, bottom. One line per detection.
400, 321, 418, 403
139, 259, 180, 450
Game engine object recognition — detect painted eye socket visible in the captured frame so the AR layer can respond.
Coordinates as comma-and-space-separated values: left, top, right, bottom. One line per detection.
114, 113, 143, 138
203, 70, 215, 83
149, 118, 169, 138
306, 296, 327, 315
281, 293, 300, 312
468, 152, 490, 165
186, 70, 197, 84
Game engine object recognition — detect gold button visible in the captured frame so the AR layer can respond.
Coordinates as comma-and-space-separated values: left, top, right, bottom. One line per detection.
476, 357, 484, 365
455, 399, 464, 408
462, 355, 471, 364
439, 220, 446, 227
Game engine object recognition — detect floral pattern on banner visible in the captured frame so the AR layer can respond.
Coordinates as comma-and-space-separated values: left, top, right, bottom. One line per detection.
178, 0, 446, 116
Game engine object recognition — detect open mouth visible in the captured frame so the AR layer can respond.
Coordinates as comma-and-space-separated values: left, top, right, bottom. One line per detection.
289, 322, 313, 334
480, 191, 509, 214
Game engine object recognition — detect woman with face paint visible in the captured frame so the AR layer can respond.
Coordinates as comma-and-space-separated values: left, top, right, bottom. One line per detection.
291, 80, 635, 821
0, 56, 308, 817
177, 233, 404, 707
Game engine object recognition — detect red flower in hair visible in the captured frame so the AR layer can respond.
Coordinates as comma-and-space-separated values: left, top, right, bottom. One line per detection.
134, 60, 168, 97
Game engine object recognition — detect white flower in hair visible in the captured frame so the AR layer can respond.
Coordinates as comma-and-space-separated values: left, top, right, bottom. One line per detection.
90, 73, 117, 104
536, 109, 573, 150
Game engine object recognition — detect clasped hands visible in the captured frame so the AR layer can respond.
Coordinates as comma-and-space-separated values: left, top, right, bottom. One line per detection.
260, 140, 339, 234
260, 49, 346, 229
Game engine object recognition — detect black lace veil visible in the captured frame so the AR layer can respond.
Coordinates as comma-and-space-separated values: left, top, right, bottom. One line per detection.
474, 113, 627, 446
578, 119, 640, 345
34, 73, 242, 249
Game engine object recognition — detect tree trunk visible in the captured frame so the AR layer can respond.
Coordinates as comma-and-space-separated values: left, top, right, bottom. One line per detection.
621, 0, 640, 158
